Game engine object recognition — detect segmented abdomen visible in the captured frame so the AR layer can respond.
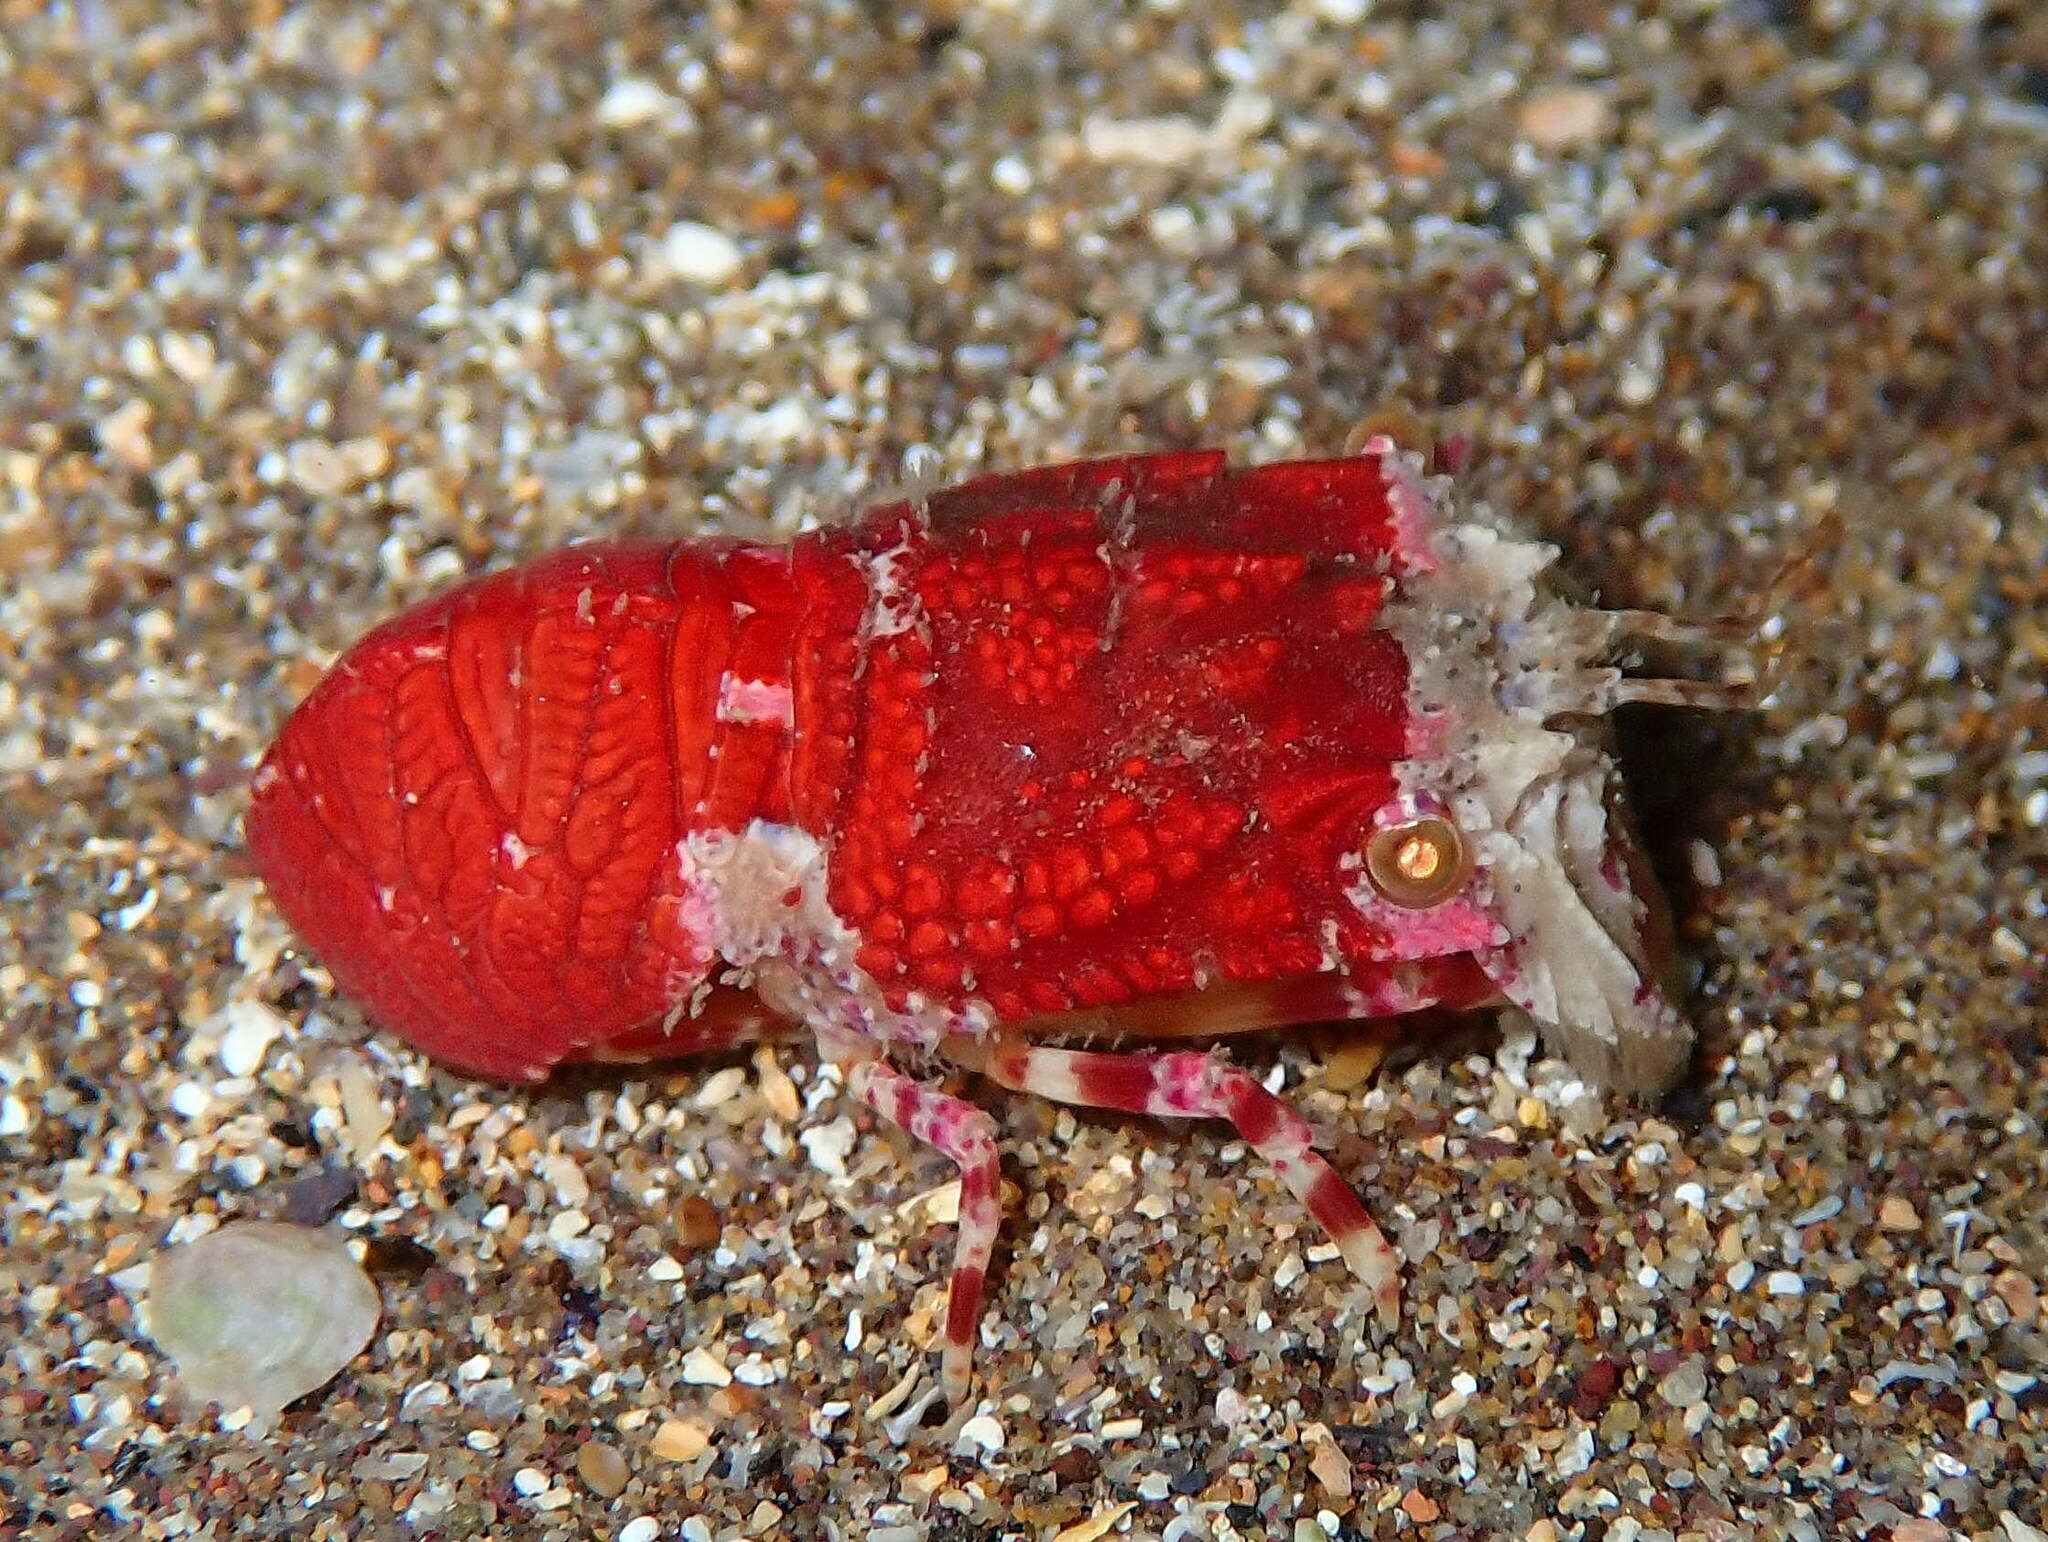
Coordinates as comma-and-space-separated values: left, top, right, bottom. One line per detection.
246, 538, 863, 1080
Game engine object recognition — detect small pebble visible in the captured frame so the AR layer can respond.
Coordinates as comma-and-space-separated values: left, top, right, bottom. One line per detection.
754, 1046, 800, 1121
214, 1001, 287, 1077
1892, 1523, 1953, 1542
597, 78, 681, 130
799, 1117, 857, 1178
283, 437, 388, 497
578, 1440, 631, 1498
1658, 1360, 1709, 1409
400, 1381, 451, 1419
680, 1347, 732, 1386
955, 1413, 1005, 1455
1879, 1195, 1922, 1231
692, 1067, 749, 1109
168, 1082, 212, 1120
278, 1166, 358, 1228
1050, 1503, 1135, 1542
1319, 1034, 1391, 1090
650, 1419, 710, 1462
333, 1056, 393, 1162
654, 222, 744, 285
1306, 1432, 1352, 1499
353, 1451, 427, 1481
674, 1194, 722, 1250
1518, 86, 1613, 149
1401, 1490, 1442, 1524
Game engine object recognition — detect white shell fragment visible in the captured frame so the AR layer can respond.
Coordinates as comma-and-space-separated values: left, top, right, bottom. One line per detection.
653, 220, 744, 284
213, 999, 288, 1077
145, 1220, 381, 1431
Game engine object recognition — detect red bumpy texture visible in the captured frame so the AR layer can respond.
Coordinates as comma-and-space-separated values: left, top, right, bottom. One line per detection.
247, 451, 1500, 1080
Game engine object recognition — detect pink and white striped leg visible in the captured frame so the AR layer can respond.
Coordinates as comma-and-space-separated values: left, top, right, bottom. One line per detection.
843, 1059, 1002, 1404
975, 1040, 1401, 1320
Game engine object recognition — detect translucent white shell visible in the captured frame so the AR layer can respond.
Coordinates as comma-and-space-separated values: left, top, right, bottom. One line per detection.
146, 1220, 381, 1432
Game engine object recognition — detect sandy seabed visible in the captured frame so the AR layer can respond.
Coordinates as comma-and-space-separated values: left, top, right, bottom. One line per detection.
3, 2, 2044, 1539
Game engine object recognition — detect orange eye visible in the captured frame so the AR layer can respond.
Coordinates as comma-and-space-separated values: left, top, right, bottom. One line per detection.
1363, 815, 1468, 908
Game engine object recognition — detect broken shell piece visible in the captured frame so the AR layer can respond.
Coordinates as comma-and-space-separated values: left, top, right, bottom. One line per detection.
145, 1220, 381, 1432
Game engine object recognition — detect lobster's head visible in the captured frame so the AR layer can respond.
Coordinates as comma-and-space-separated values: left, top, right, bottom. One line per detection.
1337, 488, 1702, 1098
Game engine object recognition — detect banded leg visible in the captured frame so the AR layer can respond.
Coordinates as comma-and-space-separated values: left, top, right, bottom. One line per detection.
968, 1039, 1401, 1320
843, 1059, 1002, 1404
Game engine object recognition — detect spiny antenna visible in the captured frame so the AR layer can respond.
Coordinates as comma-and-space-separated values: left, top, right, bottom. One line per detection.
1604, 509, 1842, 712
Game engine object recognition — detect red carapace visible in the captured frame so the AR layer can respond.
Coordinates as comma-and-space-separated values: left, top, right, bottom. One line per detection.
247, 441, 1732, 1401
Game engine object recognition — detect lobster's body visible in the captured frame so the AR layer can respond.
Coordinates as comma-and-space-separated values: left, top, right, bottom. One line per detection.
248, 444, 1706, 1399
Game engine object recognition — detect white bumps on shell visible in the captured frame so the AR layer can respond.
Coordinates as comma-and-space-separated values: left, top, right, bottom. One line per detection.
145, 1220, 381, 1432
